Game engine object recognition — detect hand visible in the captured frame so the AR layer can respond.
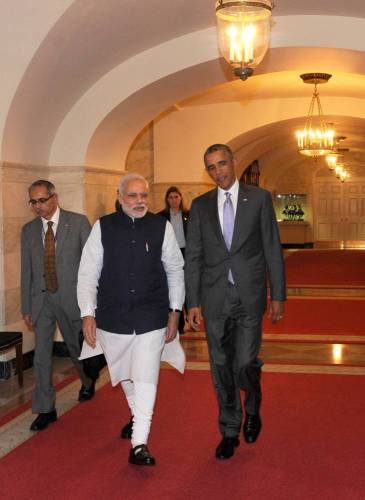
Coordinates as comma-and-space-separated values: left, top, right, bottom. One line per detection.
267, 300, 285, 324
82, 316, 97, 348
23, 314, 33, 328
165, 311, 179, 344
187, 307, 202, 331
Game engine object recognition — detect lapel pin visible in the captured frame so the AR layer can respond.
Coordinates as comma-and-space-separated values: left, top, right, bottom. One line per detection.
243, 198, 248, 202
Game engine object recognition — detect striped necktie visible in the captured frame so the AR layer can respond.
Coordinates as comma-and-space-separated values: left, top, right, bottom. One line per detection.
44, 221, 58, 293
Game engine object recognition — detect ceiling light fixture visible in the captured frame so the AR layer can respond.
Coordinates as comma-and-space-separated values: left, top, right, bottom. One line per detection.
334, 164, 349, 182
326, 153, 341, 170
325, 145, 348, 172
215, 1, 274, 81
339, 170, 349, 183
296, 73, 335, 159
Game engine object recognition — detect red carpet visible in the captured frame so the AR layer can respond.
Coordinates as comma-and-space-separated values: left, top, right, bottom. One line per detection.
285, 250, 365, 287
0, 374, 78, 427
263, 297, 365, 338
1, 370, 365, 499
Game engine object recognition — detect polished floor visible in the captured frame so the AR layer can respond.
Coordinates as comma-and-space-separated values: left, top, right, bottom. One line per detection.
2, 327, 365, 416
1, 325, 364, 458
1, 246, 364, 458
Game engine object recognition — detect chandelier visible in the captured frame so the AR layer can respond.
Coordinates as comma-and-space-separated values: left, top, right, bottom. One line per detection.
325, 153, 341, 170
325, 137, 350, 184
325, 149, 348, 171
296, 73, 335, 158
334, 164, 349, 183
215, 1, 274, 81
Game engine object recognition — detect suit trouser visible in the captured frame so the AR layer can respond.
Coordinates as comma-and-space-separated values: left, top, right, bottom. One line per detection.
178, 247, 186, 334
205, 283, 263, 438
32, 292, 92, 413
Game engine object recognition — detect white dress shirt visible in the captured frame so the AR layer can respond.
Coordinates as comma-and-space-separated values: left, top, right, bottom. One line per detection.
77, 217, 185, 318
217, 178, 239, 232
41, 206, 60, 243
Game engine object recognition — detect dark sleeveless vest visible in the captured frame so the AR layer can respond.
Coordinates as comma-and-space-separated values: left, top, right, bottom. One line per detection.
95, 210, 169, 334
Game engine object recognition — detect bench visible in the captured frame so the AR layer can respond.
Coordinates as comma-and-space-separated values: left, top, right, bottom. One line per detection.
0, 332, 23, 386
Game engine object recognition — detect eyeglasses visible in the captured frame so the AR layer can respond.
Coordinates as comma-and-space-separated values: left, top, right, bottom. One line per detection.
28, 193, 55, 205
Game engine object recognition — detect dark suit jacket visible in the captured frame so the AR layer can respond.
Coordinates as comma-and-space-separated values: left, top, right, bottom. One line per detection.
185, 184, 286, 319
157, 209, 189, 240
21, 208, 91, 323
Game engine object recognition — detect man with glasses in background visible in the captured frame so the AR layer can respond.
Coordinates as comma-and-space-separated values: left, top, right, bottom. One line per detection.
21, 180, 95, 432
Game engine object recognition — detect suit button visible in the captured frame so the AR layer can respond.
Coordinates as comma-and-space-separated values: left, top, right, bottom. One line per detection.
130, 289, 135, 293
41, 289, 45, 293
129, 273, 135, 277
131, 240, 136, 244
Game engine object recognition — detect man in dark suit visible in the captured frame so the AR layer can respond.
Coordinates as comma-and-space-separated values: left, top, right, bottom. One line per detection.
21, 180, 95, 431
185, 144, 286, 460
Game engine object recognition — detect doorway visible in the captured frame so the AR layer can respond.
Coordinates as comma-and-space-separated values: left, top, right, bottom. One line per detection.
313, 178, 365, 243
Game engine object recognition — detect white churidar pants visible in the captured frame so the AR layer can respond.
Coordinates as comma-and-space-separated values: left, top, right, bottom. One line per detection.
97, 327, 166, 448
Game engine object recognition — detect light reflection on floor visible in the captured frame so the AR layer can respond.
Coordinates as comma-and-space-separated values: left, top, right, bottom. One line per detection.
180, 335, 365, 367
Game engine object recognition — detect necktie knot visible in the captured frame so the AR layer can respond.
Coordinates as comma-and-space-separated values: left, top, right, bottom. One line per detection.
47, 221, 53, 229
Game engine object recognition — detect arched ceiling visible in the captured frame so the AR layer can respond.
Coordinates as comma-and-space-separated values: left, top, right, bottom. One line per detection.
2, 0, 365, 176
230, 115, 365, 189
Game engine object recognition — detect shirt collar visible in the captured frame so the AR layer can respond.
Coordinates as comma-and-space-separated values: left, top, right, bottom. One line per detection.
41, 206, 60, 230
218, 178, 239, 201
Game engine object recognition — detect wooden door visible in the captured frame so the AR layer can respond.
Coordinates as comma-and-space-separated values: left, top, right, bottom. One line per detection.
343, 182, 365, 240
314, 181, 344, 241
314, 178, 365, 242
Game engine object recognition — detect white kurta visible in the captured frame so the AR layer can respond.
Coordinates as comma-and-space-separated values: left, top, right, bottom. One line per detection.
79, 329, 185, 385
77, 216, 186, 384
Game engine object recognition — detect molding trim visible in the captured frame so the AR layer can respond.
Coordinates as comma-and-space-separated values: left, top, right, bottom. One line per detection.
153, 181, 214, 187
85, 166, 126, 176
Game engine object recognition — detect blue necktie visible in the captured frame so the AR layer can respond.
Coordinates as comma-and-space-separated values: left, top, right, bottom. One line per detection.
223, 192, 234, 283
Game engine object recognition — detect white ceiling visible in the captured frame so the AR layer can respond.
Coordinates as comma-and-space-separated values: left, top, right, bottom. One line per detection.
2, 0, 365, 174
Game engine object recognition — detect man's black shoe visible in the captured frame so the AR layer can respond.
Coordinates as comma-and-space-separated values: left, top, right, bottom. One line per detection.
129, 445, 156, 466
243, 413, 262, 443
78, 381, 95, 402
120, 417, 133, 439
215, 436, 240, 459
30, 410, 57, 431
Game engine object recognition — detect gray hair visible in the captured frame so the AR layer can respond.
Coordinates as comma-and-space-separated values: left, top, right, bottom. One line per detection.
28, 180, 56, 195
119, 173, 149, 195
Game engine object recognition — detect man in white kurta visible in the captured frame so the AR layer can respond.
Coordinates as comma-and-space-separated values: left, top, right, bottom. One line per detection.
77, 173, 185, 466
